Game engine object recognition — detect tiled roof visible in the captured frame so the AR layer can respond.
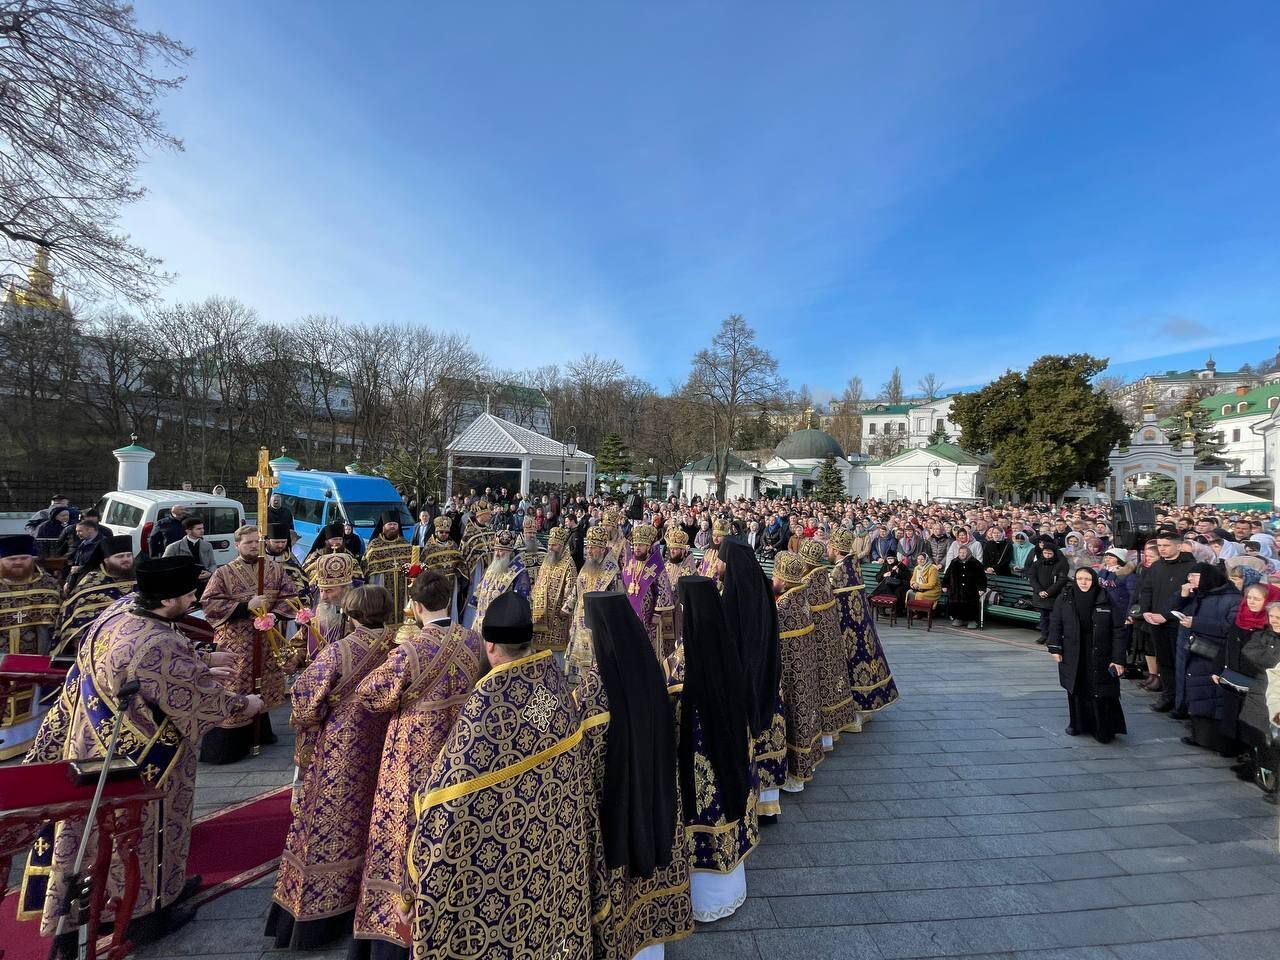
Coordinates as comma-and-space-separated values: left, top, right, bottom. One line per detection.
448, 413, 594, 458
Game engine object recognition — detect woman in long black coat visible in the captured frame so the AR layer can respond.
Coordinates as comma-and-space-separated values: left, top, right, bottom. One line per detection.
943, 545, 987, 628
1048, 567, 1128, 743
1174, 563, 1241, 751
1027, 541, 1070, 646
1238, 601, 1280, 803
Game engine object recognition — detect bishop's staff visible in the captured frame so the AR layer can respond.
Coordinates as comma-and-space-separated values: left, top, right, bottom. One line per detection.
246, 447, 279, 757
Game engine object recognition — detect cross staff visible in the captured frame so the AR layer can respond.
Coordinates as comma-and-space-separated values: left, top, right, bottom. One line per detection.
245, 446, 278, 756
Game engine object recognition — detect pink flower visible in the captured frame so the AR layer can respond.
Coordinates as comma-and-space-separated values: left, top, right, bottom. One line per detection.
253, 614, 277, 632
295, 608, 314, 625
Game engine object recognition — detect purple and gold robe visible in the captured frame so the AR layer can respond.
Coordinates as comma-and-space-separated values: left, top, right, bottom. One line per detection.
363, 535, 413, 626
407, 650, 592, 960
470, 554, 531, 635
659, 554, 697, 657
272, 624, 392, 929
54, 571, 134, 658
832, 554, 900, 719
564, 560, 621, 686
621, 546, 673, 657
531, 553, 576, 653
201, 556, 299, 715
0, 570, 62, 760
664, 647, 759, 876
775, 584, 824, 786
575, 668, 693, 957
803, 566, 861, 742
23, 602, 250, 933
351, 622, 484, 953
753, 686, 788, 817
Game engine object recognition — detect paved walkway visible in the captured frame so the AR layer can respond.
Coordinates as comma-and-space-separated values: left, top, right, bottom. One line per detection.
61, 622, 1280, 958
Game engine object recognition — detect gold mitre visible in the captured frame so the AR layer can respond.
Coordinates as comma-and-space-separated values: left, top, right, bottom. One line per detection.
630, 524, 658, 547
774, 551, 807, 585
586, 526, 610, 548
315, 552, 355, 589
799, 538, 827, 568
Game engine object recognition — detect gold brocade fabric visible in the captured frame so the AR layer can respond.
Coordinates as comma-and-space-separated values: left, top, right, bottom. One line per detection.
303, 548, 364, 586
472, 559, 531, 636
803, 567, 860, 740
516, 537, 546, 582
364, 537, 413, 626
54, 572, 134, 658
0, 571, 60, 654
271, 553, 310, 600
407, 651, 592, 960
201, 557, 300, 716
664, 649, 760, 874
351, 623, 484, 949
531, 555, 576, 653
29, 604, 249, 934
564, 561, 621, 685
420, 538, 467, 590
574, 670, 693, 957
459, 527, 495, 582
754, 686, 788, 803
273, 625, 393, 923
832, 556, 900, 715
776, 586, 824, 783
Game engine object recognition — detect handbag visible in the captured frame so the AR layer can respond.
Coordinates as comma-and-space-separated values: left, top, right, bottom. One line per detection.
1187, 634, 1223, 662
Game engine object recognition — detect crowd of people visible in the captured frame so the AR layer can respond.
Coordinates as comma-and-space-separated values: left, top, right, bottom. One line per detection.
5, 480, 1280, 959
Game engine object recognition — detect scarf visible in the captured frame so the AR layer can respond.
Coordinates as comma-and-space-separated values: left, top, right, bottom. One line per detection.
1236, 584, 1280, 631
1070, 568, 1101, 627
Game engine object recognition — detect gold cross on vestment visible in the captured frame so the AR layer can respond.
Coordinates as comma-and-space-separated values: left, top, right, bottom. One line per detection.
246, 447, 278, 530
33, 837, 49, 856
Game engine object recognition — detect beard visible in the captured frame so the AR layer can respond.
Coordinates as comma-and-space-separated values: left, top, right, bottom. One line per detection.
316, 600, 343, 634
583, 555, 604, 575
669, 550, 687, 564
547, 545, 563, 562
485, 552, 512, 581
103, 557, 133, 579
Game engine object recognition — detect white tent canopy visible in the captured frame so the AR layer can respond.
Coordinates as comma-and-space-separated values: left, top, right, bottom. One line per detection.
445, 412, 594, 498
1193, 486, 1271, 506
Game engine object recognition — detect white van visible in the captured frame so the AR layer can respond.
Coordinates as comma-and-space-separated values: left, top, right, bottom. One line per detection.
94, 490, 246, 567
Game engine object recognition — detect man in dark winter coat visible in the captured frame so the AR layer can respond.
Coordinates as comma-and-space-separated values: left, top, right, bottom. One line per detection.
1138, 530, 1195, 712
1027, 538, 1070, 645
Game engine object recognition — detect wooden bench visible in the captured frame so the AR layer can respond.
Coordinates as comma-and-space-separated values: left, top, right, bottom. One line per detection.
982, 573, 1041, 628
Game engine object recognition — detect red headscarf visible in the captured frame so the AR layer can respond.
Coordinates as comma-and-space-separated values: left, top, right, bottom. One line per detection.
1236, 583, 1280, 631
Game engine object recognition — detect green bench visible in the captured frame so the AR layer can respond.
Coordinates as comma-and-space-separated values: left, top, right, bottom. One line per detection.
982, 573, 1041, 627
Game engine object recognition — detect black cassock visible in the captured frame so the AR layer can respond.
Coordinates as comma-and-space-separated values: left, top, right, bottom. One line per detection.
1048, 587, 1128, 743
942, 557, 986, 622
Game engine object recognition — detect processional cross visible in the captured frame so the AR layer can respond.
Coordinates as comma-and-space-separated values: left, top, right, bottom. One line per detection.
244, 447, 278, 755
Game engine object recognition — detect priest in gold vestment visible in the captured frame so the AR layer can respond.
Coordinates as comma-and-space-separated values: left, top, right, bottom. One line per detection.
576, 591, 693, 958
798, 538, 861, 746
407, 592, 592, 959
362, 511, 412, 626
531, 526, 576, 652
771, 551, 825, 791
564, 525, 621, 686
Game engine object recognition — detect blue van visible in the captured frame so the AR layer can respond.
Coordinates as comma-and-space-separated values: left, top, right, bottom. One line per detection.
275, 471, 413, 560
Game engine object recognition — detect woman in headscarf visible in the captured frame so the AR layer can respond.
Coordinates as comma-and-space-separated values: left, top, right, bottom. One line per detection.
906, 551, 941, 607
1240, 602, 1280, 804
982, 526, 1012, 577
942, 544, 986, 629
1047, 567, 1128, 743
1218, 581, 1280, 784
1173, 563, 1241, 751
1009, 531, 1035, 578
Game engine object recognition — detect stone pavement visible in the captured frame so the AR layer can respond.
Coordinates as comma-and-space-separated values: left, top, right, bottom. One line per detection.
52, 621, 1280, 958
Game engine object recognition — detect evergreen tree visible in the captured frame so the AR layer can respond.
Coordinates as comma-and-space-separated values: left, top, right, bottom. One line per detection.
595, 432, 632, 485
949, 354, 1127, 499
1177, 393, 1227, 465
814, 454, 846, 504
927, 421, 949, 445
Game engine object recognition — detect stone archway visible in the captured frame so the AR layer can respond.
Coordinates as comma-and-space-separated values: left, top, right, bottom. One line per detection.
1108, 406, 1226, 506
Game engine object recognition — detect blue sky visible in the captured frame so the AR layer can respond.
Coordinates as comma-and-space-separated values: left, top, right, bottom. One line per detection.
126, 1, 1280, 399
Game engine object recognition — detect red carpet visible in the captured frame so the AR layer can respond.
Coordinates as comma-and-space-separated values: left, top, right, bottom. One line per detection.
2, 786, 291, 960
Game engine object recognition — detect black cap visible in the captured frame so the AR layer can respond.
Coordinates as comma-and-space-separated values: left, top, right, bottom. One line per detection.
324, 521, 345, 540
103, 535, 134, 556
135, 557, 198, 600
267, 522, 291, 541
481, 592, 533, 647
0, 534, 37, 558
380, 510, 401, 527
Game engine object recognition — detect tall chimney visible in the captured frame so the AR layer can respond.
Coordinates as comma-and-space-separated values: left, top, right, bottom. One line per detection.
113, 437, 155, 491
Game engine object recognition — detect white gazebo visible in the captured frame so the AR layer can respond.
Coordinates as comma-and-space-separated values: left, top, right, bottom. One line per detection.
445, 413, 594, 498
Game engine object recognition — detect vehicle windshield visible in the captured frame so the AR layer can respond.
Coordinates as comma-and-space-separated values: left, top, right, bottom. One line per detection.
340, 502, 413, 528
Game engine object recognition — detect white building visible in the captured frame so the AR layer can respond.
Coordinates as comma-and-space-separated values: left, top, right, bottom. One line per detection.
759, 429, 858, 497
1196, 383, 1280, 477
862, 442, 989, 502
674, 452, 762, 500
1252, 396, 1280, 507
859, 396, 960, 455
1112, 356, 1261, 418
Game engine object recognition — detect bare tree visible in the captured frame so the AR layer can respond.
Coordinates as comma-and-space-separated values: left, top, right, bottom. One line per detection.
829, 375, 864, 454
685, 315, 787, 498
881, 366, 904, 404
78, 311, 163, 441
294, 315, 350, 466
917, 372, 944, 401
0, 2, 190, 303
0, 301, 81, 466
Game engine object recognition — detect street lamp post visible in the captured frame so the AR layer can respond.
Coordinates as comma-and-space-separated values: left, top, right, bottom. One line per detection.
562, 425, 578, 495
927, 460, 940, 502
